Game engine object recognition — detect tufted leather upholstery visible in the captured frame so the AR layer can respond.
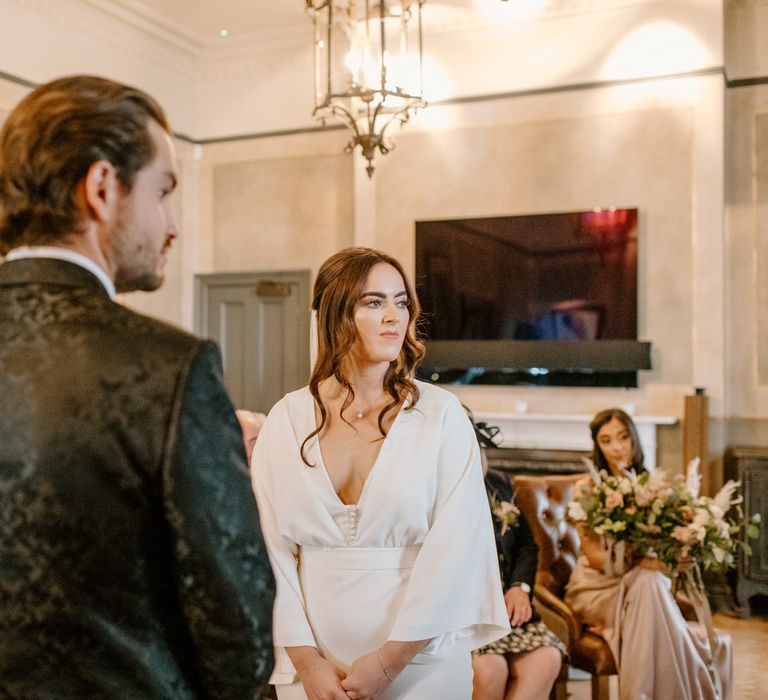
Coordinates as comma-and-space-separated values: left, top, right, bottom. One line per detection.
498, 472, 617, 699
513, 476, 582, 599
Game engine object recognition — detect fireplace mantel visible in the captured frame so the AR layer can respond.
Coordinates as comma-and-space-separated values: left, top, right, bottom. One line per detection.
473, 412, 677, 471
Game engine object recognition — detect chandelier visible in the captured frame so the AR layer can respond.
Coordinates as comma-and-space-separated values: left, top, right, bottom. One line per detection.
306, 1, 426, 177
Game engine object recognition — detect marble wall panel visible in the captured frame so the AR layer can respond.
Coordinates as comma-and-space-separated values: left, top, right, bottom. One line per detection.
212, 152, 354, 276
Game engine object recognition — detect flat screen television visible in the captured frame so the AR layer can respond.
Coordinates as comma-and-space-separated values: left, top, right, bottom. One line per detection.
414, 209, 650, 387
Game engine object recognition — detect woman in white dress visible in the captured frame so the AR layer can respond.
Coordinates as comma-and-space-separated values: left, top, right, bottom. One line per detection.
564, 408, 733, 700
252, 247, 510, 700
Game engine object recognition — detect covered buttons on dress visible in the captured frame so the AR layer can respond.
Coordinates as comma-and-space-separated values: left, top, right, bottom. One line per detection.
345, 504, 359, 544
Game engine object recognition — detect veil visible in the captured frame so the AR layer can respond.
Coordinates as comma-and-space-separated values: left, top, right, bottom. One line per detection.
309, 309, 318, 371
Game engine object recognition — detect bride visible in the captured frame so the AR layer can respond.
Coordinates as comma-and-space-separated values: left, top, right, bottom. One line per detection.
251, 247, 509, 699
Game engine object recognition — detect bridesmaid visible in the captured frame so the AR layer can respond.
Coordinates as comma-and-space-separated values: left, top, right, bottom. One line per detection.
564, 408, 733, 700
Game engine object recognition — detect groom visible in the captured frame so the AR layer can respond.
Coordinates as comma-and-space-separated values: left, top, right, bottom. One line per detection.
0, 76, 275, 698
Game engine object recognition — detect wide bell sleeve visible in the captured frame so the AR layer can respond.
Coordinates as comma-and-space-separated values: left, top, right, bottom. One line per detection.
250, 402, 317, 683
388, 395, 510, 659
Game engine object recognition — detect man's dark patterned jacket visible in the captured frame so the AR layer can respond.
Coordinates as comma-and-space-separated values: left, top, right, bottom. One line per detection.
0, 258, 275, 699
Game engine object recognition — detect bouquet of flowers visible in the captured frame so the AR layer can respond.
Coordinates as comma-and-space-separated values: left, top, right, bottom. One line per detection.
566, 464, 665, 575
639, 461, 761, 596
567, 459, 761, 594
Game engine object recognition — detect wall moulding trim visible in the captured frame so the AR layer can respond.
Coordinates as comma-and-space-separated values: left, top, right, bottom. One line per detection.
178, 123, 346, 146
727, 75, 768, 88
727, 1, 768, 8
431, 66, 725, 108
2, 64, 725, 145
0, 70, 35, 89
185, 65, 726, 144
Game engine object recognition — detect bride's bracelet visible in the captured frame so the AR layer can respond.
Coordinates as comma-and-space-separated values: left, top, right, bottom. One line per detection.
377, 651, 394, 682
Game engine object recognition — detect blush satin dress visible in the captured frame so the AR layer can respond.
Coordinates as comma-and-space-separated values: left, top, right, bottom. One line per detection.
565, 555, 733, 700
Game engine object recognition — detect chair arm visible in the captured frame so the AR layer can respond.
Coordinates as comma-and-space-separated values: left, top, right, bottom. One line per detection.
533, 585, 582, 651
674, 592, 698, 621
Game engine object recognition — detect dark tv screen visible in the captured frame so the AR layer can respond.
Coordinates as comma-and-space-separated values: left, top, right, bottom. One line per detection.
415, 209, 638, 343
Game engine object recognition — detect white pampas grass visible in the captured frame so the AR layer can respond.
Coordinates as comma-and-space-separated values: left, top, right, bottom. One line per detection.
685, 457, 702, 498
713, 480, 743, 512
712, 480, 744, 513
581, 455, 602, 484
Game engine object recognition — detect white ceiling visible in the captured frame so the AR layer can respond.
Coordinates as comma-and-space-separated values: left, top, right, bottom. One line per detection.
103, 0, 502, 44
97, 0, 308, 43
141, 0, 307, 40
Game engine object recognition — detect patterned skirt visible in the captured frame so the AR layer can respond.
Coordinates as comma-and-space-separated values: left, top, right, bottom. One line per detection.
473, 620, 567, 658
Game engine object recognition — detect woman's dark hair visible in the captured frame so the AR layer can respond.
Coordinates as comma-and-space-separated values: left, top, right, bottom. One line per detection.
589, 407, 645, 472
300, 247, 425, 466
0, 75, 169, 253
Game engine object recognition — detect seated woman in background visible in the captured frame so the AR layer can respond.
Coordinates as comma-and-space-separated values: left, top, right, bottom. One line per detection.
472, 454, 565, 700
564, 408, 733, 700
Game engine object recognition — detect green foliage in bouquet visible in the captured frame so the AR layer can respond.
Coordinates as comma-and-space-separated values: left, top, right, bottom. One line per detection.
644, 481, 761, 577
567, 462, 761, 594
567, 470, 648, 540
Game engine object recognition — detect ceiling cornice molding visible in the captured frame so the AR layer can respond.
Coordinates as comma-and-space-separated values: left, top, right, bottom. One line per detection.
201, 45, 311, 84
77, 0, 310, 69
42, 0, 711, 88
200, 24, 310, 63
74, 0, 675, 70
16, 0, 199, 79
80, 0, 204, 53
194, 0, 673, 82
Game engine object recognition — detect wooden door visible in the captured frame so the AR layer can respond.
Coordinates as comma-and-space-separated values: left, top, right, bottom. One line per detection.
195, 271, 311, 414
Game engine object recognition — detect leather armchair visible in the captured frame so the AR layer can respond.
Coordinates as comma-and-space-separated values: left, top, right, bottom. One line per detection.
510, 473, 616, 700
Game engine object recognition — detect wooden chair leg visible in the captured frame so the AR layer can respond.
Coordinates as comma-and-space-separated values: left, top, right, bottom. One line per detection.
591, 674, 610, 700
549, 677, 568, 700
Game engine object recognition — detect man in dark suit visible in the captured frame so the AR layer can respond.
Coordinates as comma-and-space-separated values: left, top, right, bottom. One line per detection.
0, 76, 275, 698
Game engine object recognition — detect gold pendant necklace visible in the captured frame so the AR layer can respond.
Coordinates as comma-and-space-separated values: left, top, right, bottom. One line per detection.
350, 399, 372, 420
349, 391, 383, 420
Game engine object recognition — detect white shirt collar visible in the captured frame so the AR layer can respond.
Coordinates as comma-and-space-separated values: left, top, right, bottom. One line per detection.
4, 246, 116, 299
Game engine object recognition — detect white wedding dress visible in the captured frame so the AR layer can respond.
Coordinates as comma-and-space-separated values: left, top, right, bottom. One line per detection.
251, 381, 510, 699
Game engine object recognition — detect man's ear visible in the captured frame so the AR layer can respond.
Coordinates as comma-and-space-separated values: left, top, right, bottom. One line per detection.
82, 160, 120, 224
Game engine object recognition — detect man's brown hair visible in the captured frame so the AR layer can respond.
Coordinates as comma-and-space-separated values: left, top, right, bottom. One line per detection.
0, 75, 169, 253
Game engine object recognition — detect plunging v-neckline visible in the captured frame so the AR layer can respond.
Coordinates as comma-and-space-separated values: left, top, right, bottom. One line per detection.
310, 390, 406, 508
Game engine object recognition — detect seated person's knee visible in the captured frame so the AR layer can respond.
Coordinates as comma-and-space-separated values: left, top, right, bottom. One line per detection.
472, 653, 509, 691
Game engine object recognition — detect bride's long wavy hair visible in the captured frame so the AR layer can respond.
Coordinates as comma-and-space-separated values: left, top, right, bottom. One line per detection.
300, 247, 425, 466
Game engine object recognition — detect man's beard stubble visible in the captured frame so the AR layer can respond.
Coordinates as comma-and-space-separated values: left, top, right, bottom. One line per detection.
109, 203, 166, 294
